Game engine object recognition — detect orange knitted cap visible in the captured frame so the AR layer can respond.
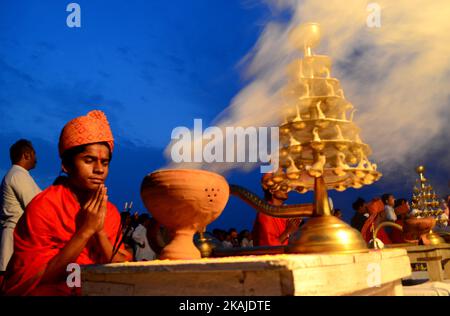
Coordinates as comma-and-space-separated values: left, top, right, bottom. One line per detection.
58, 110, 114, 157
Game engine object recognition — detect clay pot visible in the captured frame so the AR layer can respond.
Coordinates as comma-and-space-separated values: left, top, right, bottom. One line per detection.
141, 169, 229, 260
403, 217, 436, 239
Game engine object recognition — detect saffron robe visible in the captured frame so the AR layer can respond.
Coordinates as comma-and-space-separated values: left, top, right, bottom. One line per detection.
361, 199, 392, 244
1, 182, 125, 296
252, 212, 289, 246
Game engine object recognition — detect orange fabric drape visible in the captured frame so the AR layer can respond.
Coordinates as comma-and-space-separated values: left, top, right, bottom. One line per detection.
361, 199, 392, 244
252, 212, 288, 246
1, 183, 123, 296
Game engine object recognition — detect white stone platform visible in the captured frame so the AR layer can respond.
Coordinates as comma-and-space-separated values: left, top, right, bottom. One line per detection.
403, 280, 450, 296
81, 248, 411, 296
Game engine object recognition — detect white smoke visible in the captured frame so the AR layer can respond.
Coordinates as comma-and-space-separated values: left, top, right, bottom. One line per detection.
164, 0, 450, 192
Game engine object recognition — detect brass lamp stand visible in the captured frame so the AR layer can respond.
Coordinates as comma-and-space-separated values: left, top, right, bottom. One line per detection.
411, 166, 446, 245
261, 23, 382, 254
286, 176, 368, 253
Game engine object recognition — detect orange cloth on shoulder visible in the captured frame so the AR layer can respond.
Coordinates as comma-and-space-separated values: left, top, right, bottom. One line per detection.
361, 198, 392, 244
252, 212, 289, 246
1, 183, 125, 296
58, 110, 114, 156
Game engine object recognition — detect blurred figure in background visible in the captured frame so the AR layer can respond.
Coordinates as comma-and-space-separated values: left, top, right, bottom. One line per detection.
221, 232, 233, 248
333, 209, 343, 220
228, 228, 239, 247
252, 174, 305, 247
120, 211, 135, 256
382, 193, 397, 222
132, 214, 156, 261
147, 217, 172, 256
394, 198, 410, 221
239, 230, 253, 248
390, 198, 410, 243
350, 197, 369, 232
0, 139, 41, 279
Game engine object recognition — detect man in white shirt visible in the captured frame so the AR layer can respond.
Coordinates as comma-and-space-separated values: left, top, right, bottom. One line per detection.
382, 193, 397, 222
132, 214, 156, 261
0, 139, 41, 274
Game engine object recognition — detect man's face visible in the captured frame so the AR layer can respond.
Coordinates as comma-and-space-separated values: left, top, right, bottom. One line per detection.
388, 195, 395, 207
23, 149, 37, 170
29, 150, 37, 169
358, 203, 367, 214
273, 190, 289, 202
66, 143, 110, 192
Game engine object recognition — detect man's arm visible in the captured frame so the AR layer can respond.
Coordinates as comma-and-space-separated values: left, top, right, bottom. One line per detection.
279, 218, 301, 243
41, 185, 107, 283
95, 230, 132, 263
40, 228, 94, 283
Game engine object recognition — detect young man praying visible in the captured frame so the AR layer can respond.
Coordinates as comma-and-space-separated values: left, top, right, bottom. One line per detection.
252, 174, 302, 246
1, 110, 132, 296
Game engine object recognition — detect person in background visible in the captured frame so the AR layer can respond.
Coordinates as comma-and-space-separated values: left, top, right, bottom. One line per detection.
120, 211, 135, 256
146, 217, 172, 256
382, 193, 397, 222
228, 228, 239, 248
239, 230, 253, 248
333, 209, 343, 220
132, 212, 139, 229
360, 197, 392, 244
390, 198, 410, 243
132, 214, 156, 261
350, 198, 369, 231
433, 199, 450, 234
0, 140, 41, 281
394, 198, 410, 221
252, 173, 306, 247
443, 198, 449, 226
212, 229, 227, 245
445, 195, 450, 227
221, 232, 233, 248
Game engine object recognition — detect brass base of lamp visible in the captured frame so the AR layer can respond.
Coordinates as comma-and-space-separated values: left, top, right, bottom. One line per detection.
422, 231, 446, 246
286, 215, 369, 254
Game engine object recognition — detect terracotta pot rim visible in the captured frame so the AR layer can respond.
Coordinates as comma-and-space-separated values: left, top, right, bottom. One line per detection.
147, 168, 227, 180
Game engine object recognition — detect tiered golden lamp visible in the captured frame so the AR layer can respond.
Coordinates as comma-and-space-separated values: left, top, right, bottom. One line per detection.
410, 166, 446, 245
263, 23, 382, 254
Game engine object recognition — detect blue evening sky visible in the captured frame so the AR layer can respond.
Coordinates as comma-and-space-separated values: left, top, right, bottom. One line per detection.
0, 0, 448, 231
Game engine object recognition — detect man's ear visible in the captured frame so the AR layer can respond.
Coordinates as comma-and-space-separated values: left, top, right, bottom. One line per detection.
23, 151, 32, 161
61, 163, 69, 174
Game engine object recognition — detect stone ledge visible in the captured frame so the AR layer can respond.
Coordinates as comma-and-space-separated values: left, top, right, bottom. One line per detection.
81, 249, 410, 296
403, 280, 450, 296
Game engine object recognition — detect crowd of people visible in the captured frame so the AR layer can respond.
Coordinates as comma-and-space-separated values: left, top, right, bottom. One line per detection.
208, 193, 450, 250
349, 193, 450, 245
210, 228, 253, 248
